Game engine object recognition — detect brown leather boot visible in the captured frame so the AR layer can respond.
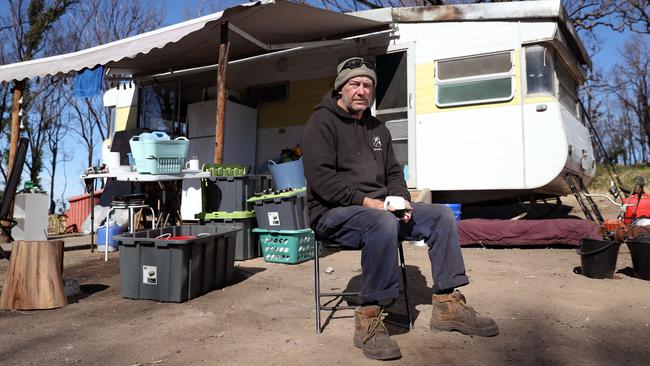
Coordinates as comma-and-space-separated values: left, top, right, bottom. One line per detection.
430, 291, 499, 337
353, 305, 402, 360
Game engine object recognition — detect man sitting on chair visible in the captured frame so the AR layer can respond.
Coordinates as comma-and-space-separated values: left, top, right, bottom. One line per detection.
302, 57, 498, 361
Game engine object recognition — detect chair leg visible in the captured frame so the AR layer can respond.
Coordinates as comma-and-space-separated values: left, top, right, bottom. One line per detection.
314, 240, 321, 334
398, 242, 413, 329
148, 207, 157, 229
0, 246, 10, 260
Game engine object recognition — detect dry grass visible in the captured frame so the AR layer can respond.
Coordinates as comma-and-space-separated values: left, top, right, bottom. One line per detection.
589, 164, 650, 192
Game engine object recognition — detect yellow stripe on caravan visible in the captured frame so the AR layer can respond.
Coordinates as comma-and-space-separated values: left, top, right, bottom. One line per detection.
257, 76, 334, 129
523, 96, 557, 104
115, 106, 137, 131
415, 63, 435, 114
416, 49, 531, 115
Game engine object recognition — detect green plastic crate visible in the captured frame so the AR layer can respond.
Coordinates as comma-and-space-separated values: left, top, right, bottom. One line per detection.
196, 210, 256, 221
203, 163, 247, 176
253, 228, 316, 264
129, 136, 189, 174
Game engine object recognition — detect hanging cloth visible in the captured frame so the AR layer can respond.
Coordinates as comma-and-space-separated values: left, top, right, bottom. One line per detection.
74, 66, 104, 98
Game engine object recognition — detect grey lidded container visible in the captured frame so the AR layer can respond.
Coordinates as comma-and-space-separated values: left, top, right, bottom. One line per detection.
204, 217, 260, 261
252, 174, 273, 194
115, 225, 238, 302
248, 188, 309, 230
204, 175, 256, 212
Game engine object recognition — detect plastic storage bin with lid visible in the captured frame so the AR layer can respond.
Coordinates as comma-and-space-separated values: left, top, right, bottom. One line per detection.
247, 187, 309, 230
115, 225, 239, 302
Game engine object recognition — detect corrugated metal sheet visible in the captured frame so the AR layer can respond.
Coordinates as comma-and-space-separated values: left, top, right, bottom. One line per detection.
66, 189, 103, 232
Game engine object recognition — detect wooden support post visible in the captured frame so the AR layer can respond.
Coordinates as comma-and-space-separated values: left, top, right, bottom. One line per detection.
8, 80, 24, 177
0, 240, 67, 310
214, 22, 230, 164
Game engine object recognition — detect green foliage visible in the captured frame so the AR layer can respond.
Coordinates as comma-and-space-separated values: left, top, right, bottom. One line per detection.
589, 164, 650, 192
23, 0, 77, 59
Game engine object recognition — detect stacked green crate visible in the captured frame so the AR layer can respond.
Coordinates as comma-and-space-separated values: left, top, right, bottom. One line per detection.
253, 228, 316, 264
197, 164, 262, 260
247, 188, 316, 264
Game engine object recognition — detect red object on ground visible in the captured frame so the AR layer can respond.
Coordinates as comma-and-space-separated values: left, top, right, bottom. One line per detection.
622, 193, 650, 224
165, 236, 196, 240
66, 189, 103, 233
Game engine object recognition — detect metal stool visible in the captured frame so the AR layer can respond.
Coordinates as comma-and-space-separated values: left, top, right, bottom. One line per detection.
314, 238, 413, 334
101, 194, 156, 261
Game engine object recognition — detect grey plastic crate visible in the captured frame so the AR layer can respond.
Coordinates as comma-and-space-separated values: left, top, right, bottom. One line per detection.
252, 174, 273, 194
247, 188, 309, 230
204, 217, 260, 261
115, 225, 238, 303
203, 175, 256, 213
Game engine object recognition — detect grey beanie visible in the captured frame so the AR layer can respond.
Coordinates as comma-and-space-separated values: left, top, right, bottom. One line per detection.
334, 57, 377, 90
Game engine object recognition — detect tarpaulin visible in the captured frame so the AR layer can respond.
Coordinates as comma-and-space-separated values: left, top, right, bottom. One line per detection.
458, 219, 602, 247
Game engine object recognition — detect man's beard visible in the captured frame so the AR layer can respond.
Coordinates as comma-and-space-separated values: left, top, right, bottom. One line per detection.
341, 93, 373, 114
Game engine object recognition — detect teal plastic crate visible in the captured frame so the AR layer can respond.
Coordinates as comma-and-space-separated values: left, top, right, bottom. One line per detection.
129, 136, 189, 174
253, 228, 316, 264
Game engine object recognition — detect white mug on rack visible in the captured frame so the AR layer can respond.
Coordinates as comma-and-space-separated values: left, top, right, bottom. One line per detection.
185, 156, 199, 171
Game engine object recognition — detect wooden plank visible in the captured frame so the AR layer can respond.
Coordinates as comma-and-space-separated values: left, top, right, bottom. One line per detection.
214, 22, 230, 164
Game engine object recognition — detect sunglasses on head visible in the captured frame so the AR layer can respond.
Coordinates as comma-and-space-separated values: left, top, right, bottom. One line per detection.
340, 58, 375, 72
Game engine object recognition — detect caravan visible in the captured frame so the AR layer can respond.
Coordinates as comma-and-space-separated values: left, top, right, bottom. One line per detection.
124, 1, 595, 202
99, 0, 595, 203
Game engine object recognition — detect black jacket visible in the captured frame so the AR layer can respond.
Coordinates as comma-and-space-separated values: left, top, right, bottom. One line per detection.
302, 89, 410, 227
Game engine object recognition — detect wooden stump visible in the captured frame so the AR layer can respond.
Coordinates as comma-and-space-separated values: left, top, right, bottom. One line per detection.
0, 240, 66, 310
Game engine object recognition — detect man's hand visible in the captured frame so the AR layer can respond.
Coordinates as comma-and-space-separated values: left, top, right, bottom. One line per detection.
362, 197, 385, 210
364, 197, 413, 223
400, 201, 413, 223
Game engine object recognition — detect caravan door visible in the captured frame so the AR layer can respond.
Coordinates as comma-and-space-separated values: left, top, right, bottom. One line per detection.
374, 45, 415, 187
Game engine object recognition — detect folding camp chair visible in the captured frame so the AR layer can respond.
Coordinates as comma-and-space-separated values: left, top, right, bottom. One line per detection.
314, 237, 413, 334
0, 138, 29, 259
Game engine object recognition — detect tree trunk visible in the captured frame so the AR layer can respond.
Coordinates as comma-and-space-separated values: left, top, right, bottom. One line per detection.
0, 240, 67, 310
49, 146, 58, 214
8, 80, 24, 177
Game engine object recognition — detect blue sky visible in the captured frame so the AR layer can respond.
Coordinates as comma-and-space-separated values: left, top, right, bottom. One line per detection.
35, 1, 647, 209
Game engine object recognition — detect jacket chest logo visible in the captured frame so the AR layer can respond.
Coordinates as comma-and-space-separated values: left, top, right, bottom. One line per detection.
371, 136, 382, 149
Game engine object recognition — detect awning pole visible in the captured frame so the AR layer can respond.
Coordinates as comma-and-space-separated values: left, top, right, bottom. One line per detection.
214, 22, 229, 164
7, 80, 24, 177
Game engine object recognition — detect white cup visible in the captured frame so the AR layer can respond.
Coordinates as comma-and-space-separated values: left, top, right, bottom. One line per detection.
384, 196, 406, 210
185, 157, 199, 171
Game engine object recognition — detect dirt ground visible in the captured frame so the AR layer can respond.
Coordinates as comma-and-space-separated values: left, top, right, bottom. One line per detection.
1, 195, 649, 365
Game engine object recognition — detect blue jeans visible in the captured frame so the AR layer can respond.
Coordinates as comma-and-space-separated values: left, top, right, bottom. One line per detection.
313, 202, 469, 303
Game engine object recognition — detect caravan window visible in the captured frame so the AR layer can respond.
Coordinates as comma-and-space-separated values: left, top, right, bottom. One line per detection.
555, 61, 579, 116
435, 51, 514, 107
525, 46, 555, 95
138, 80, 182, 134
